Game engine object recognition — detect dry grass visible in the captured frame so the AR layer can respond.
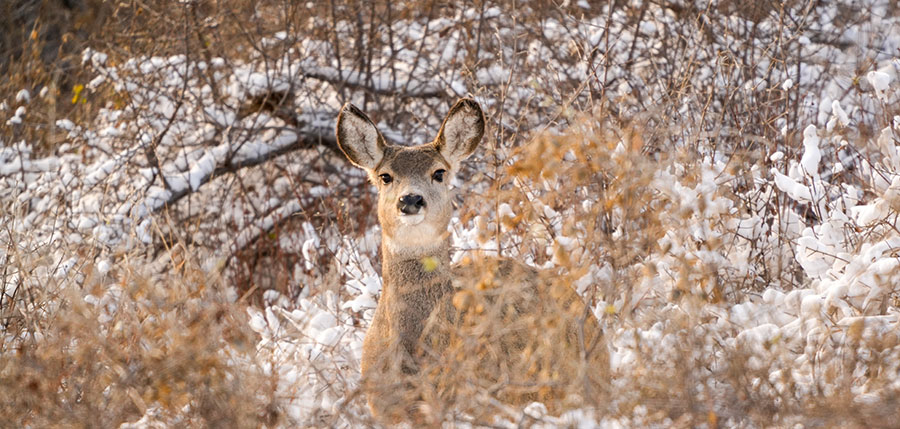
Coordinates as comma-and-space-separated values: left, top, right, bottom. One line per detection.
0, 231, 271, 427
2, 0, 899, 427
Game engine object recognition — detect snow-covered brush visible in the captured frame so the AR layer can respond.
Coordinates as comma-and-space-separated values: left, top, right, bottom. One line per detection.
3, 0, 900, 427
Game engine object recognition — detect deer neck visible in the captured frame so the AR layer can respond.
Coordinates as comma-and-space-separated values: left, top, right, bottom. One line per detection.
380, 238, 452, 299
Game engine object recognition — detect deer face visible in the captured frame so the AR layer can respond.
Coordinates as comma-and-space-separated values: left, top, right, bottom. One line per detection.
336, 99, 485, 255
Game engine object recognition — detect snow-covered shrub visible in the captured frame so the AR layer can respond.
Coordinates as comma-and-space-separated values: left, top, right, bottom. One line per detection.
3, 0, 900, 427
0, 234, 268, 427
437, 66, 900, 425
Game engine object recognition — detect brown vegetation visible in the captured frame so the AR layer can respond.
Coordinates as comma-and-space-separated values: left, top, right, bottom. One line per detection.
2, 0, 898, 427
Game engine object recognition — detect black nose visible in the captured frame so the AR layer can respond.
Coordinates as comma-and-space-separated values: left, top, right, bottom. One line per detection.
398, 194, 425, 214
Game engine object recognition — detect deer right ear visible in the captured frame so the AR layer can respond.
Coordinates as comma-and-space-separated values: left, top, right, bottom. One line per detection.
336, 103, 386, 170
434, 98, 485, 167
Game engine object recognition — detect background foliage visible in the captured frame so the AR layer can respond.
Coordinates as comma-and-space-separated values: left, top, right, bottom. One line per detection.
2, 0, 900, 426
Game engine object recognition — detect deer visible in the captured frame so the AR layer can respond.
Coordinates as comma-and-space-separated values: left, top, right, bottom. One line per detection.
335, 99, 606, 424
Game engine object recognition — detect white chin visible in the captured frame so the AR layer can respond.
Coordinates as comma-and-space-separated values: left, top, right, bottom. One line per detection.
398, 213, 425, 226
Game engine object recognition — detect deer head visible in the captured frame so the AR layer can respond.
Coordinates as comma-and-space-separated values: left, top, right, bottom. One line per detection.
336, 99, 485, 257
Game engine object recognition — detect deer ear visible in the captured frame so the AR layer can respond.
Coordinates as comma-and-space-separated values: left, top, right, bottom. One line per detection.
434, 98, 485, 166
336, 103, 387, 170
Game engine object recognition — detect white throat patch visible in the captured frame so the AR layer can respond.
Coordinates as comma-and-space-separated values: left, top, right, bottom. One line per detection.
398, 213, 425, 226
385, 220, 444, 255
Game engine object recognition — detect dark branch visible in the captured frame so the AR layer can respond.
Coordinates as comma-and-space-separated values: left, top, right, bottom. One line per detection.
149, 124, 338, 216
302, 68, 447, 99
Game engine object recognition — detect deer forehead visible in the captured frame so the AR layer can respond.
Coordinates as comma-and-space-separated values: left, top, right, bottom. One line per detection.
377, 146, 450, 179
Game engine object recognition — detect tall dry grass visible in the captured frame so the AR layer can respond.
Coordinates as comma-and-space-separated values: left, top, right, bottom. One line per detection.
2, 0, 899, 427
0, 228, 273, 427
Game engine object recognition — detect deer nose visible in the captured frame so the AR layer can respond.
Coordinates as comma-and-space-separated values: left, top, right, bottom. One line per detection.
398, 194, 426, 215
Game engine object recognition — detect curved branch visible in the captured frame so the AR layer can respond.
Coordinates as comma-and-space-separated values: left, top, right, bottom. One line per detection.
301, 66, 447, 99
137, 121, 338, 219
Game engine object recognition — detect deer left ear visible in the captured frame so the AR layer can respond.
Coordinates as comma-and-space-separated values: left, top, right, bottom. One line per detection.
336, 103, 387, 170
434, 98, 485, 166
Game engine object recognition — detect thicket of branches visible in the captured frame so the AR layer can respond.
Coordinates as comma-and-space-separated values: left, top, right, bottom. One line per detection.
2, 0, 899, 426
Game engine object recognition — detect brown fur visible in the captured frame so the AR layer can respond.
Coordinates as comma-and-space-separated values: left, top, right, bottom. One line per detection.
335, 99, 606, 424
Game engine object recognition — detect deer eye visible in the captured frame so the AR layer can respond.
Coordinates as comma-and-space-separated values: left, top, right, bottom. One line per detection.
432, 169, 446, 183
379, 173, 393, 184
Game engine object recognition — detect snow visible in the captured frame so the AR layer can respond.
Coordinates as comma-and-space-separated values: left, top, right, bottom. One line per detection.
772, 170, 812, 202
2, 2, 900, 426
498, 203, 515, 220
7, 106, 26, 125
56, 119, 76, 131
868, 70, 891, 100
15, 89, 30, 103
187, 150, 216, 191
799, 124, 821, 177
96, 259, 112, 275
827, 100, 850, 130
